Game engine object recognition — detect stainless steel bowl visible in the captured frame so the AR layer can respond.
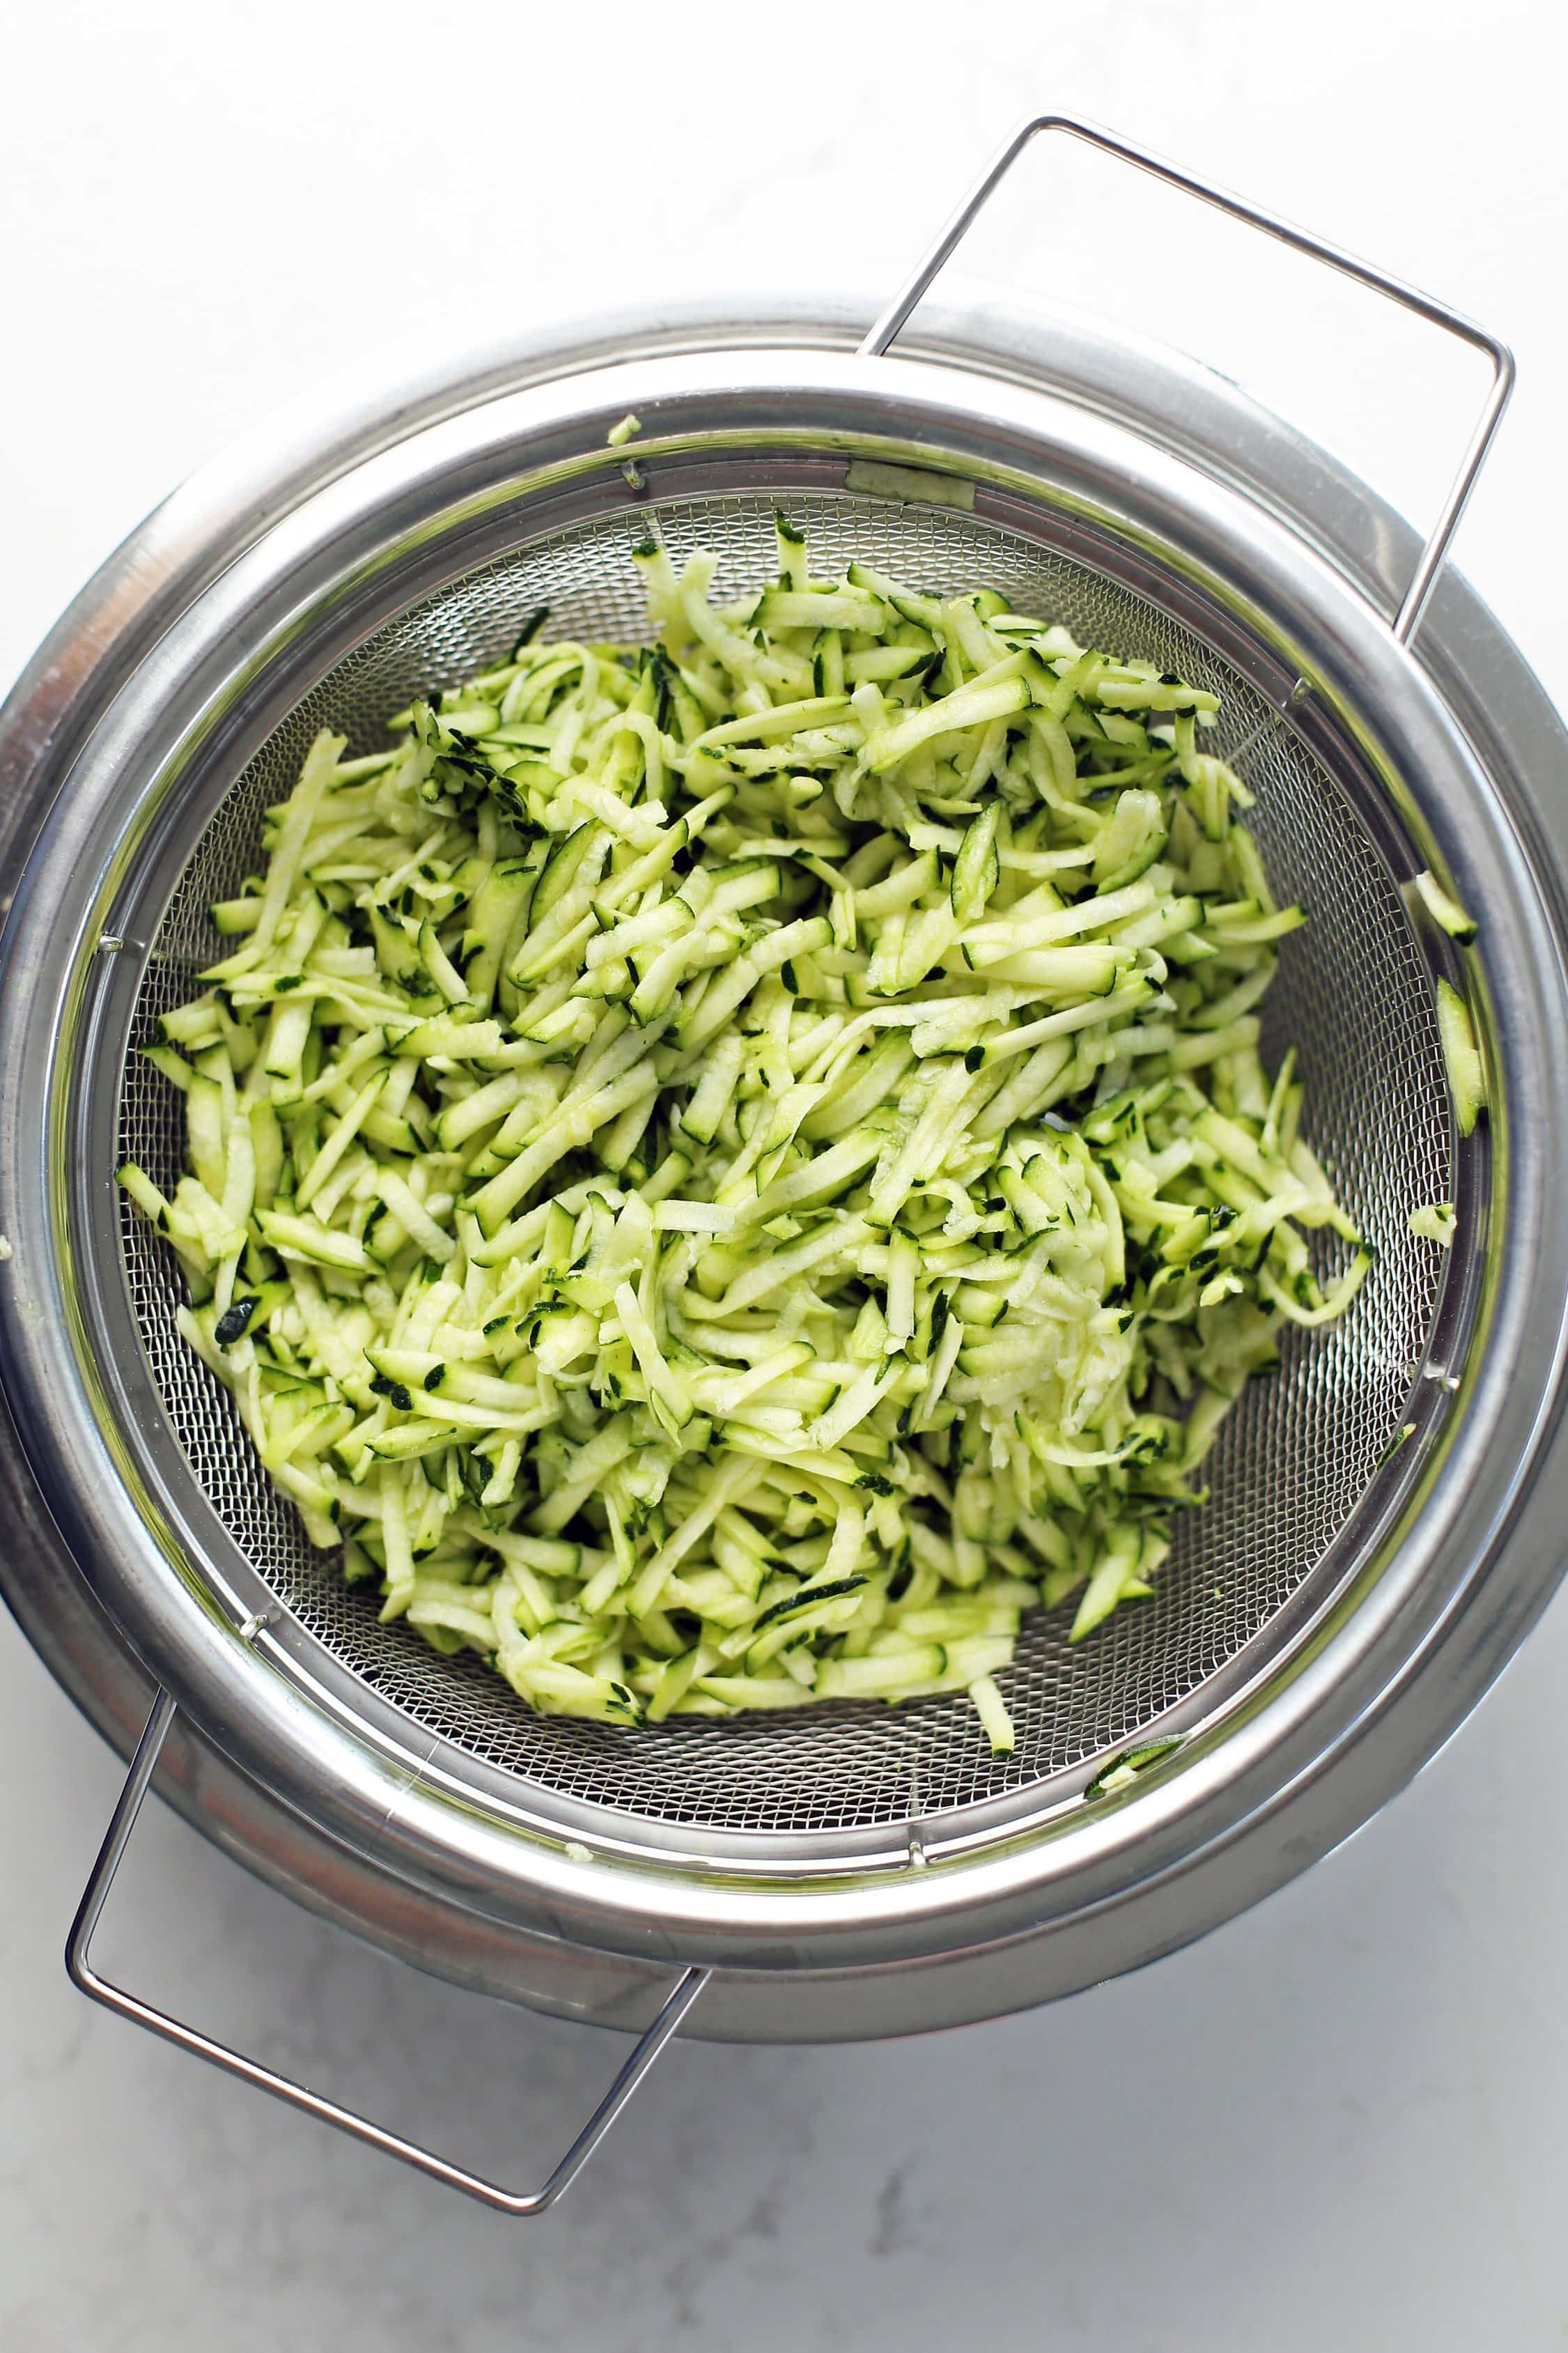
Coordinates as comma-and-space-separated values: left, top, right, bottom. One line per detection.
2, 119, 1565, 2211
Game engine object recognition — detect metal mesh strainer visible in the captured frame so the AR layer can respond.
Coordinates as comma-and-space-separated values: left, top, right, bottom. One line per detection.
10, 112, 1556, 2208
116, 488, 1450, 1835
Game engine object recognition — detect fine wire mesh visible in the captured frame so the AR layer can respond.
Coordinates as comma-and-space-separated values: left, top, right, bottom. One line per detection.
116, 488, 1450, 1838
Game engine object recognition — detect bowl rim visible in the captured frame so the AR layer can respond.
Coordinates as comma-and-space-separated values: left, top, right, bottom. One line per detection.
2, 295, 1566, 2008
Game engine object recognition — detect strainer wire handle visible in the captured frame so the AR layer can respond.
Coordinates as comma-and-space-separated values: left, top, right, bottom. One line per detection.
67, 1688, 711, 2215
860, 113, 1515, 649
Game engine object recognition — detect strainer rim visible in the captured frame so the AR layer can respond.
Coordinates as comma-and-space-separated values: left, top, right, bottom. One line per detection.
0, 336, 1560, 1986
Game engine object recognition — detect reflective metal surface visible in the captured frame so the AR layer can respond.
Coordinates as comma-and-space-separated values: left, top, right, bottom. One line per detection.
2, 288, 1566, 2040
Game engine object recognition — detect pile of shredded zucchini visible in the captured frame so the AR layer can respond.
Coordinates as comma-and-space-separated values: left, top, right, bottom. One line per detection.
121, 520, 1369, 1753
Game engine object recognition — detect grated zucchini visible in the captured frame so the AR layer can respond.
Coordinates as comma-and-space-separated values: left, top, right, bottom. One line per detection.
121, 527, 1366, 1741
1413, 869, 1477, 942
1436, 978, 1487, 1137
1408, 1201, 1457, 1248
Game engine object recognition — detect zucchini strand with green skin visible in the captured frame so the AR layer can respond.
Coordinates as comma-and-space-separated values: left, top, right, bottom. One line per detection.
1436, 978, 1487, 1136
1409, 1201, 1457, 1248
1413, 870, 1477, 942
121, 530, 1365, 1741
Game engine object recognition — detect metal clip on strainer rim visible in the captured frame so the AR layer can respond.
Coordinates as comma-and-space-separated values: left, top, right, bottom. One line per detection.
68, 111, 1513, 2213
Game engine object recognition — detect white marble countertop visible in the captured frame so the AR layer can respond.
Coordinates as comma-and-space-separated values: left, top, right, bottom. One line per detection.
5, 3, 1568, 2344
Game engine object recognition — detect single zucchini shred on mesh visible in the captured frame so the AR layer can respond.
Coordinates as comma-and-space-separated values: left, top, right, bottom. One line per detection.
1408, 1201, 1457, 1248
1435, 978, 1487, 1138
120, 523, 1367, 1743
1412, 867, 1477, 943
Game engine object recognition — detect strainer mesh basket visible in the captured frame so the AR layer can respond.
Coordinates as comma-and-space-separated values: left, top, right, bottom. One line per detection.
116, 490, 1450, 1835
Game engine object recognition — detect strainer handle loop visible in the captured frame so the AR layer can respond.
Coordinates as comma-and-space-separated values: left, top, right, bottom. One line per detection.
66, 1689, 711, 2215
860, 114, 1515, 648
